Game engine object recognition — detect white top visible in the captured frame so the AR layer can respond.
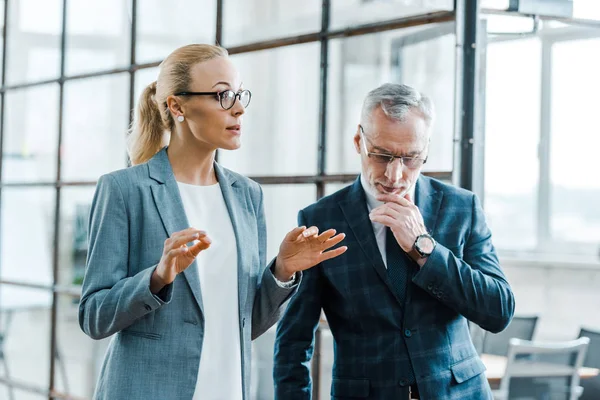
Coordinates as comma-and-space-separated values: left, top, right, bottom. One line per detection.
177, 182, 243, 400
360, 174, 416, 268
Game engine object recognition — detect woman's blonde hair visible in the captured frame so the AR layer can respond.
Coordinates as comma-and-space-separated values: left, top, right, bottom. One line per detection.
127, 44, 229, 165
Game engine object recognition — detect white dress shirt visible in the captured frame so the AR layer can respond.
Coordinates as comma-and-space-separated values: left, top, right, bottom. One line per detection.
177, 181, 243, 400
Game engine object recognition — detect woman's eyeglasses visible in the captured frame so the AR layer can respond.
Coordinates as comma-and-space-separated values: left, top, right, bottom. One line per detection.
174, 89, 252, 110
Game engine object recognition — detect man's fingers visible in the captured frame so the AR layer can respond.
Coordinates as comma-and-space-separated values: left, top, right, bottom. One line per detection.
376, 193, 412, 207
370, 206, 403, 221
319, 246, 348, 262
369, 214, 395, 228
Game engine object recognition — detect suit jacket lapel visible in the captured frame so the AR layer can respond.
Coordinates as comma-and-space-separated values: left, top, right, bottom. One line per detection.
214, 163, 251, 323
415, 176, 443, 237
149, 148, 204, 315
339, 178, 402, 300
339, 176, 443, 307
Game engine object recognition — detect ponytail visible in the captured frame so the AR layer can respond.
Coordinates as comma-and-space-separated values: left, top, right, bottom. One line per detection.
127, 81, 167, 165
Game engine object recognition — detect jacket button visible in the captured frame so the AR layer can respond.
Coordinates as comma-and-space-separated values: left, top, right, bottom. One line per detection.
427, 284, 433, 290
144, 304, 151, 311
404, 329, 412, 338
399, 378, 409, 386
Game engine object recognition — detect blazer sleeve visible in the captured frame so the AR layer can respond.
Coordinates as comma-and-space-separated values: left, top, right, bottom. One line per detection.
273, 209, 323, 400
78, 174, 173, 340
250, 185, 300, 340
412, 193, 515, 333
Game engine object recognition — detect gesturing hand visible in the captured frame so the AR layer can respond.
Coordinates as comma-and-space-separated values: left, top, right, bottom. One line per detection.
151, 228, 212, 292
274, 226, 347, 281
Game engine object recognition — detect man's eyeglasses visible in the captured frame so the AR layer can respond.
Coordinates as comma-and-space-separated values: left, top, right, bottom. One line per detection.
359, 125, 427, 170
174, 89, 251, 110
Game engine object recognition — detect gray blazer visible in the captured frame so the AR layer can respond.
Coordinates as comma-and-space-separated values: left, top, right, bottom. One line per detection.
79, 148, 298, 400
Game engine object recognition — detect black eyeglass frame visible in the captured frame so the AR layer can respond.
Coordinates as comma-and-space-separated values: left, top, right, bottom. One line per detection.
174, 89, 252, 110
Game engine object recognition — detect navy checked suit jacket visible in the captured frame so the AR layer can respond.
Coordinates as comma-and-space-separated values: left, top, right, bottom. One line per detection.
273, 175, 515, 400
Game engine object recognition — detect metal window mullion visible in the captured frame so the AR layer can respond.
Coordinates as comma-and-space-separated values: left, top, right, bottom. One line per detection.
453, 0, 480, 192
537, 38, 553, 251
127, 0, 137, 167
49, 0, 68, 396
215, 0, 223, 163
312, 2, 330, 398
0, 0, 10, 295
316, 0, 330, 202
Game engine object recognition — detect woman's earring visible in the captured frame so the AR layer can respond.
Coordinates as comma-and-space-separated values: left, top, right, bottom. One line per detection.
177, 115, 184, 122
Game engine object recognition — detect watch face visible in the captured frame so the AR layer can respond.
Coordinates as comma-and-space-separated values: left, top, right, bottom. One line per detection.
416, 236, 435, 254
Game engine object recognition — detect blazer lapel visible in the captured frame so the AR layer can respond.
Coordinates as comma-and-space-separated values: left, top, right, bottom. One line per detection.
339, 178, 401, 299
148, 148, 204, 315
415, 175, 443, 236
339, 176, 443, 307
214, 163, 251, 324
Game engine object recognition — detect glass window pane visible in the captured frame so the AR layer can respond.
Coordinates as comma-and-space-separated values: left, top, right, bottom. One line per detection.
65, 0, 130, 76
0, 1, 4, 79
325, 182, 352, 196
251, 184, 316, 400
0, 285, 52, 390
58, 188, 95, 286
219, 44, 320, 176
54, 293, 111, 399
331, 0, 453, 30
484, 38, 541, 252
62, 73, 129, 181
550, 38, 600, 252
326, 24, 455, 174
574, 1, 600, 20
481, 0, 510, 10
2, 84, 59, 183
133, 67, 159, 110
0, 387, 46, 400
5, 0, 62, 85
136, 0, 215, 64
1, 188, 55, 285
224, 0, 320, 47
262, 185, 316, 260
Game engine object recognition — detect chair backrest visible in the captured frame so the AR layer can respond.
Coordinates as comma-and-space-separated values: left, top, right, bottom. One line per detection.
482, 315, 538, 356
579, 328, 600, 368
498, 337, 590, 400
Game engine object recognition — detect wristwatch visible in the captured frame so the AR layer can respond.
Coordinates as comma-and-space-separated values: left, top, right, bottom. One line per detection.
408, 233, 437, 260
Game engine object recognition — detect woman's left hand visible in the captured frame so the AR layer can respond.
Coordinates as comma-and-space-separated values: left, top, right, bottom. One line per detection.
274, 226, 347, 281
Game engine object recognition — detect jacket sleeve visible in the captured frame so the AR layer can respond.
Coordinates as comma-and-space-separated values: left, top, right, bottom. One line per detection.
273, 209, 323, 400
251, 185, 300, 340
412, 193, 515, 333
78, 174, 173, 340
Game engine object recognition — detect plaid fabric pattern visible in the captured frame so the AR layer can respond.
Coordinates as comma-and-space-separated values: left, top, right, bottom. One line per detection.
274, 176, 515, 400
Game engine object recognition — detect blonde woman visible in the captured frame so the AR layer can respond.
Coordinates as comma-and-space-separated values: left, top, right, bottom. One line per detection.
78, 44, 347, 400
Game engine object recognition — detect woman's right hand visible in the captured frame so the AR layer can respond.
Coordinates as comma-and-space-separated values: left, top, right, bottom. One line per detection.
151, 228, 212, 293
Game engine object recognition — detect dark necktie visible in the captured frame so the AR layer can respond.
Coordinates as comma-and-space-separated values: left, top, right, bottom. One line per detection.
385, 227, 410, 305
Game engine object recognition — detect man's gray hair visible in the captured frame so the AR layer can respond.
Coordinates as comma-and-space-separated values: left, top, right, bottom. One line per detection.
360, 83, 435, 129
